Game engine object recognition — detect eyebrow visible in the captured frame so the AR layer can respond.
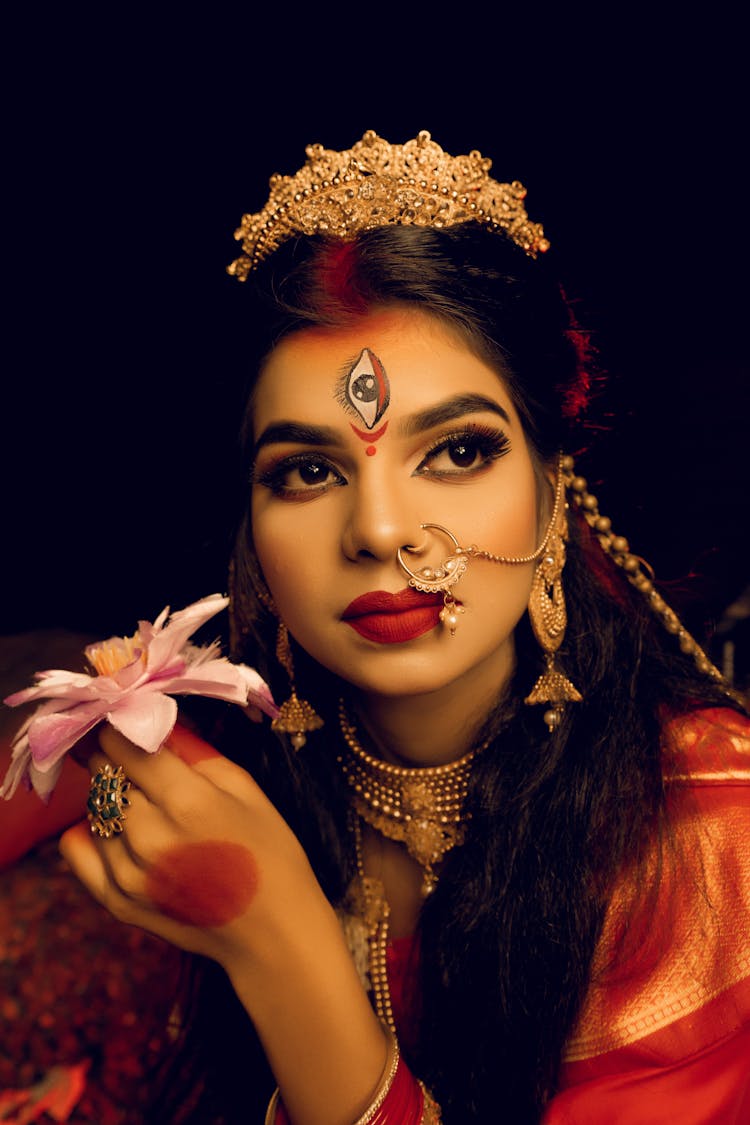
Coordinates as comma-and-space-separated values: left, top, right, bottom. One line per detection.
252, 421, 341, 460
252, 393, 512, 460
399, 393, 511, 435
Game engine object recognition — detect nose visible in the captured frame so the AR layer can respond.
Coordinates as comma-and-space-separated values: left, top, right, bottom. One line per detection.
341, 480, 424, 564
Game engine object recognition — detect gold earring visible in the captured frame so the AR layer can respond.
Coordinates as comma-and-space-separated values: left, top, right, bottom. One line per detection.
271, 622, 324, 750
523, 501, 582, 732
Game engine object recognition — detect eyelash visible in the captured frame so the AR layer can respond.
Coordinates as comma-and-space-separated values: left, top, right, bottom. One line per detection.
415, 425, 511, 479
252, 453, 347, 500
252, 425, 511, 499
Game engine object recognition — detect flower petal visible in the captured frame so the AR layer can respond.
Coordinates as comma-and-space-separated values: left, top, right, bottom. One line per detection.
0, 735, 32, 800
28, 706, 106, 767
151, 605, 170, 631
4, 671, 97, 707
29, 757, 65, 803
156, 659, 278, 718
144, 595, 229, 673
112, 658, 150, 691
108, 692, 178, 753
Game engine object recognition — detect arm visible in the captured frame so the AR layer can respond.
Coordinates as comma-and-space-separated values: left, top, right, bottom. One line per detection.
59, 724, 393, 1125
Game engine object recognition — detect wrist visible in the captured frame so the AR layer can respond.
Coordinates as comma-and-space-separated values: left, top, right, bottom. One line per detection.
265, 1029, 442, 1124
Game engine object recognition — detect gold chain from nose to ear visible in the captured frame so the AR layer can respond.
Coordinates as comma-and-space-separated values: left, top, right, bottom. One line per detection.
459, 454, 567, 566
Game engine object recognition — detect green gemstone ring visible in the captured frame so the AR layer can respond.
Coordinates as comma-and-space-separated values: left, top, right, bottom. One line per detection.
87, 763, 132, 839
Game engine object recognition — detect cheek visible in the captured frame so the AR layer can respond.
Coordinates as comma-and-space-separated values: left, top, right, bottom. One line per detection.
464, 473, 540, 559
145, 841, 260, 927
252, 503, 328, 617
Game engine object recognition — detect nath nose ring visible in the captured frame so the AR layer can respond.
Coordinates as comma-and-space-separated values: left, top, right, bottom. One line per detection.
397, 524, 469, 635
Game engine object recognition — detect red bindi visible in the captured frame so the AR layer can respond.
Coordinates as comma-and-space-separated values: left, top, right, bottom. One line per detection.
365, 446, 377, 456
146, 841, 259, 927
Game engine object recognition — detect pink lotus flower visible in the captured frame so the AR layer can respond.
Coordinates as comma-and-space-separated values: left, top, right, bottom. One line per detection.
1, 594, 278, 803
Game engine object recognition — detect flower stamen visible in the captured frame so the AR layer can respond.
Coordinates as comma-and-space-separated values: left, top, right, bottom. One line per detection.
86, 632, 144, 677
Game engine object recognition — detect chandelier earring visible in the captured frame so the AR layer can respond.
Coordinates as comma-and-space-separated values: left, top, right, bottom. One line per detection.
239, 567, 324, 751
523, 490, 582, 732
271, 622, 324, 750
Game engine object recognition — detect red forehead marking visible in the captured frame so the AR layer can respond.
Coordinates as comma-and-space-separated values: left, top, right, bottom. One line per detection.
366, 446, 377, 456
350, 420, 388, 443
145, 841, 259, 927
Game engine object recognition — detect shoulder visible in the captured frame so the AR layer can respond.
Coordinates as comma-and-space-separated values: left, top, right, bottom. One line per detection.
561, 706, 750, 1075
661, 705, 750, 787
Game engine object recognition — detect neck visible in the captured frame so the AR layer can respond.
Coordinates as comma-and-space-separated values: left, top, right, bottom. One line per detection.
349, 647, 514, 767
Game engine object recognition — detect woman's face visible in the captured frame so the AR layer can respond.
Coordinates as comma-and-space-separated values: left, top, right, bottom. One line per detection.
250, 307, 546, 704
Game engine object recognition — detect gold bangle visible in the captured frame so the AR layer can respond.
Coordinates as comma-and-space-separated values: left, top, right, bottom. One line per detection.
264, 1087, 280, 1125
263, 1030, 400, 1125
352, 1028, 400, 1125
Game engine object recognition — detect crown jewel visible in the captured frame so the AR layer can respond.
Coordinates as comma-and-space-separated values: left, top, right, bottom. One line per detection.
228, 129, 550, 279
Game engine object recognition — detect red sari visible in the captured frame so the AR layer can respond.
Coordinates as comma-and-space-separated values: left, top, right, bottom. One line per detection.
542, 707, 750, 1123
386, 708, 750, 1123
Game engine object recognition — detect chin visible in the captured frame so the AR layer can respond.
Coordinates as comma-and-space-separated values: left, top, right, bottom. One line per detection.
328, 648, 504, 702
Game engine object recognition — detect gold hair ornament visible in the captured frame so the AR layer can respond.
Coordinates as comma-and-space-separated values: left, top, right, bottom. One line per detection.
228, 129, 550, 279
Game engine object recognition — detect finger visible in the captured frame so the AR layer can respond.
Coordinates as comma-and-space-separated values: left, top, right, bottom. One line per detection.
164, 722, 225, 768
97, 724, 257, 806
61, 820, 214, 957
96, 725, 204, 802
60, 822, 183, 946
86, 781, 177, 867
60, 820, 132, 918
68, 727, 105, 770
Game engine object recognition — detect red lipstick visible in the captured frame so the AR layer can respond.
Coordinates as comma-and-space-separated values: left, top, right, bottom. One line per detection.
342, 588, 446, 644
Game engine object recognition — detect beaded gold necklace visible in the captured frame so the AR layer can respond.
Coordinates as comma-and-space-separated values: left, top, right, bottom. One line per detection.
337, 700, 486, 896
340, 815, 397, 1033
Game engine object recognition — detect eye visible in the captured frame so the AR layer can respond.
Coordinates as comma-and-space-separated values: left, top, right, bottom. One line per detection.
253, 454, 347, 499
416, 427, 510, 479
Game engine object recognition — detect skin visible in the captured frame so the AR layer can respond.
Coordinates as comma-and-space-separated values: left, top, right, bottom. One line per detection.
251, 305, 549, 766
61, 726, 388, 1125
145, 840, 260, 927
60, 304, 554, 1124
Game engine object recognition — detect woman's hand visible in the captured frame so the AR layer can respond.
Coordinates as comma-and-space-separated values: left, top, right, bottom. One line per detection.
59, 722, 317, 974
60, 722, 392, 1125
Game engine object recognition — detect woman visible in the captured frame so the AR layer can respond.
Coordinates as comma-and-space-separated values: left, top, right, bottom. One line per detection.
59, 131, 750, 1123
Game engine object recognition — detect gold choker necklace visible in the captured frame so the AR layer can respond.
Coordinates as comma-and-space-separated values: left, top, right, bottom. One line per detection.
337, 701, 486, 895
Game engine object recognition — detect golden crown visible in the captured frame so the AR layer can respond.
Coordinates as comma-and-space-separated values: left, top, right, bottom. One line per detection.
227, 129, 550, 279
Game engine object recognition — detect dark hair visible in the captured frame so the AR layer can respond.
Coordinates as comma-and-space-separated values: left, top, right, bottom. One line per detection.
148, 225, 741, 1124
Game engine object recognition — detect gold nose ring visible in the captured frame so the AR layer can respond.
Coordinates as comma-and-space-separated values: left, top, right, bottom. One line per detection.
396, 524, 469, 593
397, 524, 469, 635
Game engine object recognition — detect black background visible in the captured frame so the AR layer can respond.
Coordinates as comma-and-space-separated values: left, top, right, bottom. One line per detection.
3, 10, 748, 663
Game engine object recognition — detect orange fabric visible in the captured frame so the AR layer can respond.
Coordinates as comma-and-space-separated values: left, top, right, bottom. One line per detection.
0, 735, 89, 870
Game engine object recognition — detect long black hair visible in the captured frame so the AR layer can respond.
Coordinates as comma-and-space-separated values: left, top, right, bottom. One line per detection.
147, 225, 741, 1124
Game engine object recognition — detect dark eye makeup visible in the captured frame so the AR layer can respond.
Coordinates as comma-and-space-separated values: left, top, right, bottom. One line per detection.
415, 425, 511, 479
252, 423, 511, 499
252, 453, 346, 499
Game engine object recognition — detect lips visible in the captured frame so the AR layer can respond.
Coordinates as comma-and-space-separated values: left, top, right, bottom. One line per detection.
342, 588, 447, 644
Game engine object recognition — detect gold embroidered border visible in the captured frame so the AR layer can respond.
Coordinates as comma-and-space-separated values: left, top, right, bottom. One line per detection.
565, 803, 750, 1061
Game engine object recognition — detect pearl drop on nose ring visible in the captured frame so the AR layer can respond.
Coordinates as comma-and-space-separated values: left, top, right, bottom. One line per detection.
397, 524, 469, 635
